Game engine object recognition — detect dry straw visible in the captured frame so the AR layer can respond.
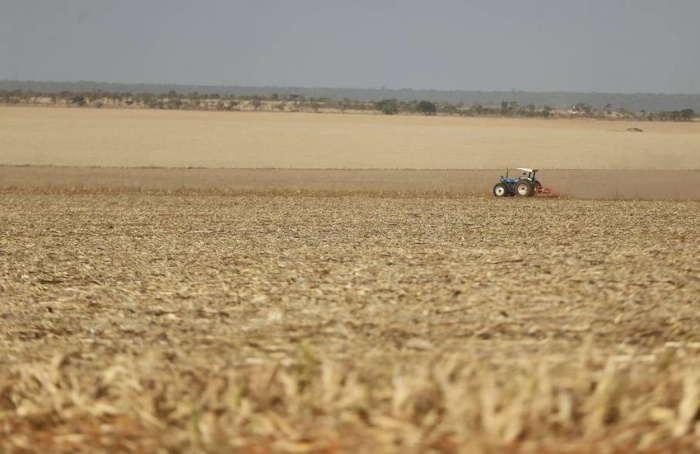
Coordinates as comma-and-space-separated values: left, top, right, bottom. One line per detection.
1, 192, 699, 452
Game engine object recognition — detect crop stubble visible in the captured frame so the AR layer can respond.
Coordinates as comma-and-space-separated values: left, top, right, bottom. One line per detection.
1, 192, 699, 453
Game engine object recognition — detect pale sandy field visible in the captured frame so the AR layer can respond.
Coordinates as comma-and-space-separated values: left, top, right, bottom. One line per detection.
1, 106, 699, 170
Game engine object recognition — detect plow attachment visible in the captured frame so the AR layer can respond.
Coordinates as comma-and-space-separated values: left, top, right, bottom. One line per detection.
535, 185, 559, 197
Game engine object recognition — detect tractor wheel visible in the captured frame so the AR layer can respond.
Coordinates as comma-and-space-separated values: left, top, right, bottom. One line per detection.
534, 181, 543, 194
493, 183, 508, 197
515, 180, 534, 197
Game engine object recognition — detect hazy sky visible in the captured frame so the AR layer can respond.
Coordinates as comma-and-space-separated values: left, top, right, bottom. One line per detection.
2, 0, 699, 93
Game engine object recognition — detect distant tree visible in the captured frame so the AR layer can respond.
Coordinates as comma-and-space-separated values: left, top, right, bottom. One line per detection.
143, 95, 160, 109
679, 108, 696, 121
523, 103, 536, 117
71, 95, 86, 106
439, 102, 460, 116
616, 107, 631, 119
499, 101, 519, 116
375, 99, 399, 115
339, 97, 352, 112
572, 102, 592, 115
500, 101, 509, 115
416, 100, 437, 115
470, 104, 485, 116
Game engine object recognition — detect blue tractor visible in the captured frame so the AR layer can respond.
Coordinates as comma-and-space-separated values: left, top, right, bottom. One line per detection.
493, 168, 543, 197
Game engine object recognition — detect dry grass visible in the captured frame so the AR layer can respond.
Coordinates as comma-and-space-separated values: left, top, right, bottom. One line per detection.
1, 106, 699, 170
1, 191, 699, 453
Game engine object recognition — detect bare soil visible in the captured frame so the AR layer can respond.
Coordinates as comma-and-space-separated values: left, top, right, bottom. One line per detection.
1, 107, 699, 170
1, 166, 699, 199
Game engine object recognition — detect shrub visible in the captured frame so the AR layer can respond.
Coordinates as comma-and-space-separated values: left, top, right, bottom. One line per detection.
375, 99, 399, 115
416, 100, 437, 115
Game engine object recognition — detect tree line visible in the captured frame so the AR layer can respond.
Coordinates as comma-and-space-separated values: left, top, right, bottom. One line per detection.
3, 80, 700, 112
0, 88, 696, 121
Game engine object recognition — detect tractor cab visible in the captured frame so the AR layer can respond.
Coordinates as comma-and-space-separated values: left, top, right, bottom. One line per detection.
517, 168, 538, 181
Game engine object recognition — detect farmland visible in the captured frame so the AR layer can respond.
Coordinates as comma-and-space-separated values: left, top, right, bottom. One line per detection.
1, 107, 699, 170
1, 106, 700, 453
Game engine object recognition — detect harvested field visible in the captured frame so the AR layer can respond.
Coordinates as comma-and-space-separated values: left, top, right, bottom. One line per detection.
1, 191, 699, 453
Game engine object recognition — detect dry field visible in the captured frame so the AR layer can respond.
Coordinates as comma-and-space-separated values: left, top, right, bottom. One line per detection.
1, 190, 700, 453
1, 106, 699, 170
1, 107, 700, 452
2, 167, 700, 200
